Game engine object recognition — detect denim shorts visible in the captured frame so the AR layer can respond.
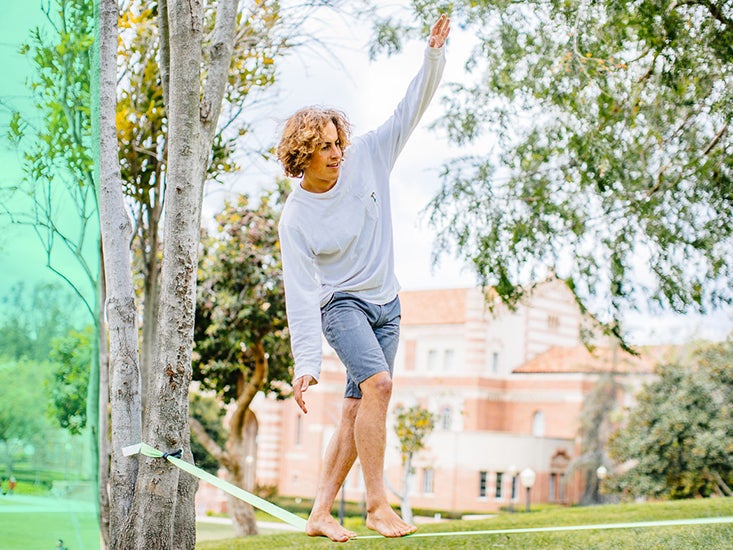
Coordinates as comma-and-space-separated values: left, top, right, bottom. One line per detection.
321, 292, 401, 399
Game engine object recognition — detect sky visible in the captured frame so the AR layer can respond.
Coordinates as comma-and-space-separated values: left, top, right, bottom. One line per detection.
205, 5, 732, 345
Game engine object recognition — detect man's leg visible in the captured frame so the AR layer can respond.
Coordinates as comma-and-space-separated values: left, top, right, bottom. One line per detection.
357, 371, 417, 538
306, 397, 360, 542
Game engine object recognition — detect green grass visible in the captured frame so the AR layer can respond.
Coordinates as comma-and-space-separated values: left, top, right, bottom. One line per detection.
0, 494, 99, 549
195, 497, 733, 549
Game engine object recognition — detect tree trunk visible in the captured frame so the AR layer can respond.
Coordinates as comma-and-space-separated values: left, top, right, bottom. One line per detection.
401, 453, 414, 524
227, 410, 259, 536
97, 0, 143, 547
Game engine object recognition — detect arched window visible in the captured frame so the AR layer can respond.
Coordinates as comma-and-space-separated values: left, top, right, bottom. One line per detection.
532, 410, 545, 437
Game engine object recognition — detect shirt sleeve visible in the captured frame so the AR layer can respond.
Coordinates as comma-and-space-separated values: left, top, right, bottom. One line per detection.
370, 45, 446, 169
278, 220, 323, 384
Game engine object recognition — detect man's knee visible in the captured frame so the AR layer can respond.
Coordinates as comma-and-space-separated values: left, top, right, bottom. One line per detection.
359, 371, 392, 401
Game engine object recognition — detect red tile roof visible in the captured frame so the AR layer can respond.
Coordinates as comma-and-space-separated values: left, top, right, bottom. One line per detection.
514, 345, 678, 374
399, 288, 469, 325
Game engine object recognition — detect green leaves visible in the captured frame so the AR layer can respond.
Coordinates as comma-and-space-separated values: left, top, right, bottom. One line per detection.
607, 338, 733, 499
375, 0, 733, 336
393, 403, 435, 464
193, 184, 291, 403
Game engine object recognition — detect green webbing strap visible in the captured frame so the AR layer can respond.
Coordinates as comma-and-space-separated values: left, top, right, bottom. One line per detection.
356, 515, 733, 539
122, 442, 307, 531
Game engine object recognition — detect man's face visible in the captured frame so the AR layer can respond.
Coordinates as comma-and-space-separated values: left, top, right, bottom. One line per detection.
302, 121, 342, 192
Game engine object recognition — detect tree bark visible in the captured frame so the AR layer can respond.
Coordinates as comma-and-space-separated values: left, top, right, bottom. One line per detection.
97, 0, 143, 547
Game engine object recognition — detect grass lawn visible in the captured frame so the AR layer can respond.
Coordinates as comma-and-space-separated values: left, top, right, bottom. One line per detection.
196, 497, 733, 549
0, 494, 99, 550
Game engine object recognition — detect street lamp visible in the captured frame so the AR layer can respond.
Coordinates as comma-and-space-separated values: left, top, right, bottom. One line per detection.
519, 467, 536, 513
596, 465, 608, 504
508, 465, 518, 513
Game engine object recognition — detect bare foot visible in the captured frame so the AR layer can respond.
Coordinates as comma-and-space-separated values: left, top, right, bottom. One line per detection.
365, 506, 417, 538
305, 512, 356, 542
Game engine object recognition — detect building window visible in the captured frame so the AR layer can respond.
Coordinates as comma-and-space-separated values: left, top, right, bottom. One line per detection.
443, 349, 455, 370
532, 410, 545, 437
427, 349, 438, 370
295, 414, 303, 446
495, 472, 503, 499
491, 351, 499, 373
511, 474, 518, 500
547, 314, 560, 329
422, 468, 434, 494
478, 471, 488, 498
439, 406, 452, 431
549, 473, 557, 502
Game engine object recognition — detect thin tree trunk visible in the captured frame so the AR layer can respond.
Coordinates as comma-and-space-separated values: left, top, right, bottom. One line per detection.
227, 410, 259, 536
98, 255, 111, 548
401, 453, 414, 524
97, 0, 143, 547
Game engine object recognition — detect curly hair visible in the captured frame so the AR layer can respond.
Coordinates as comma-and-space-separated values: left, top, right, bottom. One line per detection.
277, 107, 352, 178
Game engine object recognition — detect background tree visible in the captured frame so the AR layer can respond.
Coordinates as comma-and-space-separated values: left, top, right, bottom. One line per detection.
390, 403, 435, 524
191, 185, 291, 536
47, 326, 94, 435
0, 358, 56, 479
607, 338, 733, 499
366, 0, 733, 343
0, 282, 80, 362
567, 370, 621, 504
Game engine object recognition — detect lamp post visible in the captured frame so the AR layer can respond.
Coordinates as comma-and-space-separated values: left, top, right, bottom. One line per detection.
596, 465, 608, 504
519, 467, 536, 513
508, 464, 517, 513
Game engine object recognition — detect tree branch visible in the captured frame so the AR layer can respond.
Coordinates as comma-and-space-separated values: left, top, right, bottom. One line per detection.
189, 415, 233, 470
157, 0, 171, 112
229, 340, 268, 443
200, 0, 239, 132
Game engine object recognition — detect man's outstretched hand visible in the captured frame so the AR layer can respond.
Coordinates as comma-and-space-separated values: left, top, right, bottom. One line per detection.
293, 374, 315, 414
429, 14, 451, 49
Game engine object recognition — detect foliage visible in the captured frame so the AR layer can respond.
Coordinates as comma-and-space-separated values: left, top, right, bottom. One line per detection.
0, 282, 81, 362
365, 1, 733, 339
0, 358, 56, 473
3, 0, 98, 317
607, 338, 733, 499
46, 326, 93, 435
117, 0, 288, 304
393, 403, 435, 465
189, 391, 228, 475
193, 183, 292, 402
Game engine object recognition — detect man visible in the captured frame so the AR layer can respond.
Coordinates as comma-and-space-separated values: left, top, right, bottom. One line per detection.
277, 14, 450, 542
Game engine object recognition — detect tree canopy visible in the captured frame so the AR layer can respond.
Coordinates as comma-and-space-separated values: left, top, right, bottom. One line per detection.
607, 338, 733, 499
368, 0, 733, 339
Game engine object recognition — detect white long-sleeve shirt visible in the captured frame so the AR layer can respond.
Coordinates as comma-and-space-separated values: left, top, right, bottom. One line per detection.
278, 46, 446, 383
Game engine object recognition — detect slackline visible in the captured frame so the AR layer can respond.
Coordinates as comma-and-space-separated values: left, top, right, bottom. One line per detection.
121, 443, 733, 540
122, 442, 307, 531
355, 515, 733, 539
